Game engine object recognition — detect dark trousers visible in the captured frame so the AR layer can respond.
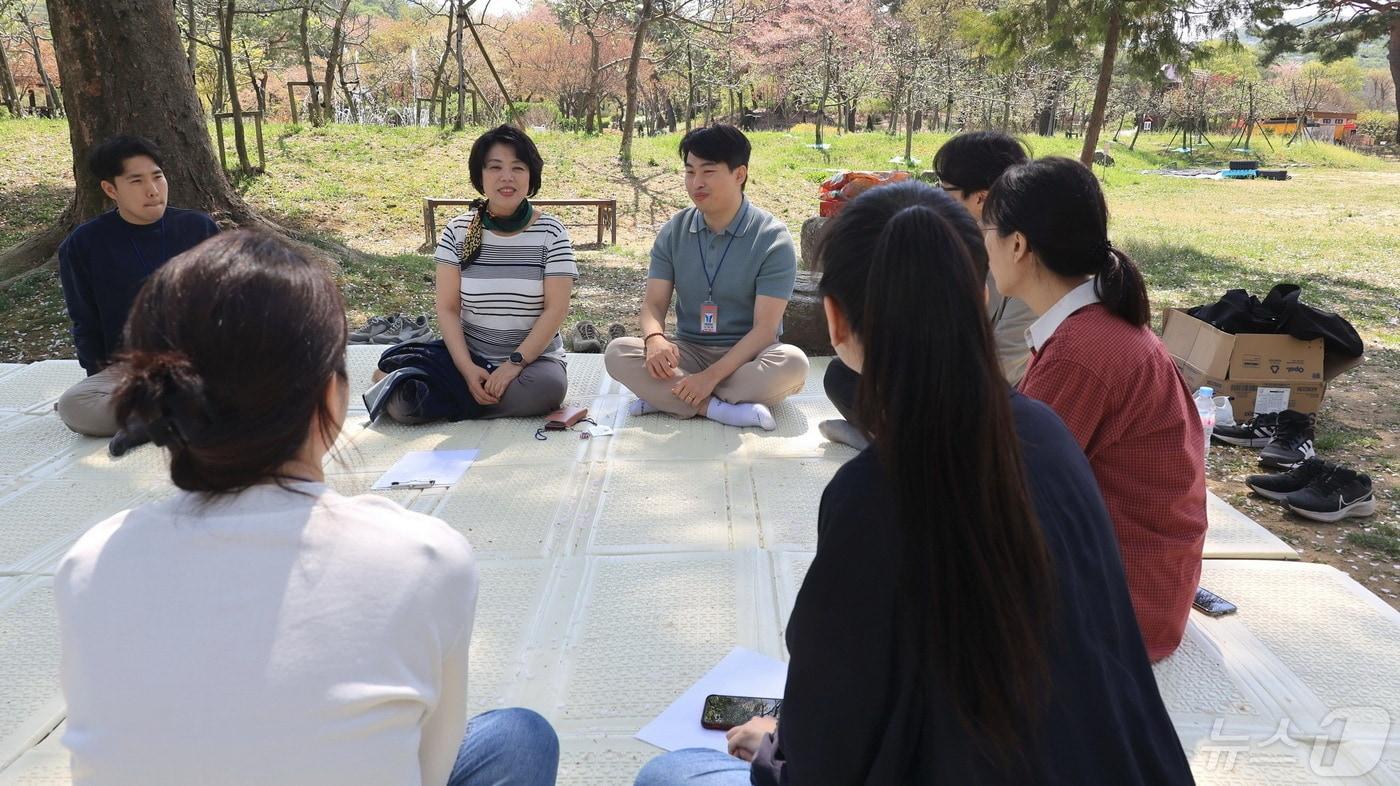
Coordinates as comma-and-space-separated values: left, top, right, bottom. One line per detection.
824, 358, 863, 431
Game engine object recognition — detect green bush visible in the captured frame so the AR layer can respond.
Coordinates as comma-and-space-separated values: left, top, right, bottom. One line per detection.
511, 101, 563, 129
1356, 110, 1397, 142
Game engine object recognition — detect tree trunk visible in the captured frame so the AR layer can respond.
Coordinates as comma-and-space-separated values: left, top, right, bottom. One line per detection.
428, 7, 455, 126
463, 8, 516, 126
685, 44, 694, 134
338, 60, 358, 122
619, 0, 654, 163
3, 0, 260, 280
454, 0, 466, 130
219, 0, 253, 175
586, 29, 600, 133
322, 0, 353, 124
243, 42, 266, 116
23, 19, 61, 115
0, 43, 21, 117
814, 32, 832, 147
1080, 4, 1122, 166
185, 0, 198, 81
1389, 19, 1400, 145
299, 3, 321, 125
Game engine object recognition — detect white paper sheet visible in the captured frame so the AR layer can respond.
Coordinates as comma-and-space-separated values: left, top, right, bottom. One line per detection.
1254, 387, 1292, 416
635, 647, 788, 753
371, 449, 479, 490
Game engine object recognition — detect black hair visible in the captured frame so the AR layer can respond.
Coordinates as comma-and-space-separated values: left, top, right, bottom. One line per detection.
468, 125, 544, 197
114, 231, 348, 495
932, 131, 1029, 194
983, 157, 1150, 327
88, 135, 164, 183
817, 180, 1054, 768
679, 124, 751, 189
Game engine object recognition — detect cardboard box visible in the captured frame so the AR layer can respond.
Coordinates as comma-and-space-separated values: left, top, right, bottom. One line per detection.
1161, 309, 1357, 415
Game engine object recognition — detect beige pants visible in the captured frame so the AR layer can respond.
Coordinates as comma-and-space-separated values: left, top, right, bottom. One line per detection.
605, 337, 809, 418
56, 365, 123, 437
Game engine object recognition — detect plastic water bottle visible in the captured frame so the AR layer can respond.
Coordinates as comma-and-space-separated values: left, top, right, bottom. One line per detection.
1194, 387, 1216, 462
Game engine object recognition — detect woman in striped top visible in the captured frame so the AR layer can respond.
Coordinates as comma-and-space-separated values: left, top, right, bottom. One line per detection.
374, 126, 578, 422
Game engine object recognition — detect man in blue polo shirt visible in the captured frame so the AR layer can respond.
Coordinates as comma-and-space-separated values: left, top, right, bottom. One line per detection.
56, 136, 220, 436
605, 125, 809, 431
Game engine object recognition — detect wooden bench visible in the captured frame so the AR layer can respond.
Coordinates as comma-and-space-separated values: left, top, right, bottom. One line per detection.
423, 197, 618, 248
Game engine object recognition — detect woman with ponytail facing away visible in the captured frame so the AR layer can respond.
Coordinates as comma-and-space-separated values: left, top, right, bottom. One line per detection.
633, 182, 1191, 785
983, 157, 1207, 662
53, 231, 559, 786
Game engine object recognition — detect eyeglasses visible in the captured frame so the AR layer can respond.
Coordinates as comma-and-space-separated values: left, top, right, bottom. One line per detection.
981, 225, 1001, 233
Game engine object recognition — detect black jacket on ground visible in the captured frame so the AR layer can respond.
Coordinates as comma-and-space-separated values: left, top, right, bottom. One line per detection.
749, 392, 1194, 786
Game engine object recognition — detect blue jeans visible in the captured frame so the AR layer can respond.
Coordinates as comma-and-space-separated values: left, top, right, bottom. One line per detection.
633, 748, 751, 786
448, 708, 559, 786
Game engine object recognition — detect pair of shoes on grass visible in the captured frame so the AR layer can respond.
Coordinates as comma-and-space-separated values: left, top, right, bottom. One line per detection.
1246, 457, 1377, 523
351, 313, 431, 345
1215, 409, 1321, 470
571, 321, 626, 353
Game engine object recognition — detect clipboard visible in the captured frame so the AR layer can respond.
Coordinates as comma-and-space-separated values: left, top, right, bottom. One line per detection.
371, 449, 479, 490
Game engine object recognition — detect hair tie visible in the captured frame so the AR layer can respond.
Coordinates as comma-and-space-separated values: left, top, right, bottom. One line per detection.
146, 412, 190, 449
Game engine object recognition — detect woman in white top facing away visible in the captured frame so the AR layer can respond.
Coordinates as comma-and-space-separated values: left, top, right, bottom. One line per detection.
54, 231, 559, 786
370, 125, 578, 424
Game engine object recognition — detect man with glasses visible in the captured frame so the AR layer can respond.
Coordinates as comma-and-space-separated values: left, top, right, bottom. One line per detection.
820, 131, 1035, 449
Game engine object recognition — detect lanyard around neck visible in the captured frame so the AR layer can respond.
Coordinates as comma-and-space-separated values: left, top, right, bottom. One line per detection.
697, 203, 748, 301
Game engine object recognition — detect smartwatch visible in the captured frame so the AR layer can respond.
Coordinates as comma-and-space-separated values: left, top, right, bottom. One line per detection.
509, 352, 524, 366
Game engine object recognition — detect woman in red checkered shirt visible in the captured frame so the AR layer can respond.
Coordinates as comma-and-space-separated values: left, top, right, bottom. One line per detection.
982, 157, 1208, 662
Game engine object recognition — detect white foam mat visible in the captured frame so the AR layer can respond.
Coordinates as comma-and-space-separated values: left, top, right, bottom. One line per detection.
1161, 560, 1400, 784
3, 352, 1398, 785
0, 479, 155, 576
0, 578, 63, 774
0, 417, 95, 480
0, 362, 84, 414
1204, 491, 1299, 560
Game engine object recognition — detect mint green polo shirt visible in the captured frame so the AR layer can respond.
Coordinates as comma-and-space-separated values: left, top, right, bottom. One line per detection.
647, 198, 798, 346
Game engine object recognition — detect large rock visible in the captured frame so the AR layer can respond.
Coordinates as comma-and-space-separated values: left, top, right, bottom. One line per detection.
799, 216, 828, 272
782, 270, 833, 356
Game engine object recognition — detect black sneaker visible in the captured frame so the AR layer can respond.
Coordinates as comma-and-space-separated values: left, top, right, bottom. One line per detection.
1285, 466, 1377, 523
1246, 457, 1334, 502
1257, 410, 1316, 469
1213, 412, 1279, 448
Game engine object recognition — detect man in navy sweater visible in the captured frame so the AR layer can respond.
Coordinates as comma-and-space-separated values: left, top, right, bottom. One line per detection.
57, 136, 219, 436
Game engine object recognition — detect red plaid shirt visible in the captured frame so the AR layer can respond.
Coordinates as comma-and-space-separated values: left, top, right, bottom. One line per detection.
1020, 303, 1207, 662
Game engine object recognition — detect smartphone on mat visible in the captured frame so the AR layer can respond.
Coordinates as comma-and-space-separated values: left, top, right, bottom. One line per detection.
1193, 586, 1238, 617
701, 694, 782, 731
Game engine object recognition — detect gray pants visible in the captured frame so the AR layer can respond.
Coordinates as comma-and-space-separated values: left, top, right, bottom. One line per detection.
384, 357, 568, 424
604, 337, 809, 418
56, 365, 123, 437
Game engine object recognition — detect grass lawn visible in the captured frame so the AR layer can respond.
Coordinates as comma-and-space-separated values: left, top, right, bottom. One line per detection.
3, 118, 1399, 603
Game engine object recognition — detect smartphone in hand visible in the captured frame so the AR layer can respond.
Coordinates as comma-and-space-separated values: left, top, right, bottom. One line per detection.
701, 694, 782, 731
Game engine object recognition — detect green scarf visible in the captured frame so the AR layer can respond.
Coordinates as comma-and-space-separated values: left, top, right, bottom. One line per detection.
482, 198, 533, 233
460, 198, 533, 266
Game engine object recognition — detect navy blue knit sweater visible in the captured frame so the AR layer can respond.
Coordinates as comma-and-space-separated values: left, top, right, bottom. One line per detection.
58, 208, 219, 374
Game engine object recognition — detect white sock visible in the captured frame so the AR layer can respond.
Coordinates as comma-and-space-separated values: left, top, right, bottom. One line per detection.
706, 400, 776, 431
628, 398, 660, 417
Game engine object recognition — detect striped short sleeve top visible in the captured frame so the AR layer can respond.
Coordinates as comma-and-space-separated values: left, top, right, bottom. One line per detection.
434, 211, 578, 363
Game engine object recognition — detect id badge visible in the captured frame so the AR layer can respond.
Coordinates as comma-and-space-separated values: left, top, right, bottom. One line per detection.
700, 301, 719, 334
